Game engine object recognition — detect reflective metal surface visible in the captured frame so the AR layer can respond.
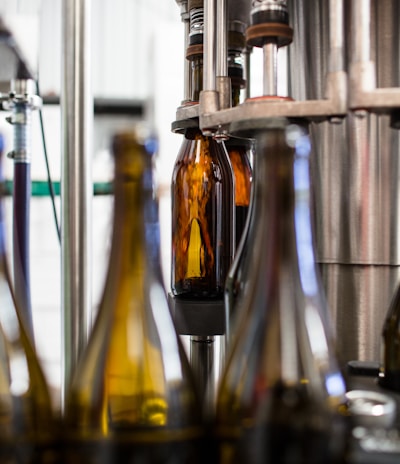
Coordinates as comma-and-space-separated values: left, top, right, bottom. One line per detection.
288, 0, 400, 365
61, 0, 93, 402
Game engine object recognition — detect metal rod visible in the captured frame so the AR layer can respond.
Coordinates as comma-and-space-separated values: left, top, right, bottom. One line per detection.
244, 46, 251, 99
184, 18, 191, 102
61, 0, 92, 404
190, 336, 215, 412
216, 0, 227, 77
263, 41, 278, 95
329, 0, 344, 72
177, 0, 191, 102
353, 0, 370, 63
204, 0, 216, 91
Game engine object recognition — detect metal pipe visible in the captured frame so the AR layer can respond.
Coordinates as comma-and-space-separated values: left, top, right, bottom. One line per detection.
176, 0, 191, 103
263, 41, 278, 95
353, 0, 371, 63
244, 46, 251, 99
204, 0, 216, 91
329, 0, 344, 72
184, 18, 192, 102
61, 0, 92, 404
8, 79, 34, 341
216, 0, 227, 77
190, 336, 215, 413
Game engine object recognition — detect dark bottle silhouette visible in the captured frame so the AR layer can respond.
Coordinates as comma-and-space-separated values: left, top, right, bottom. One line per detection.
216, 119, 349, 464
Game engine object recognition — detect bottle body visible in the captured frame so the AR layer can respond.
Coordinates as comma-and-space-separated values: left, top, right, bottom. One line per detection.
171, 128, 234, 299
65, 131, 205, 464
216, 120, 349, 464
225, 138, 252, 250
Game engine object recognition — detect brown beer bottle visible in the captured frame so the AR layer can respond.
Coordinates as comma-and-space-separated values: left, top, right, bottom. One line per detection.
171, 0, 235, 299
64, 130, 205, 464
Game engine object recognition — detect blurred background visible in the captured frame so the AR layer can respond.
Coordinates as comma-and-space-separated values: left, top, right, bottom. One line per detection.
0, 0, 276, 401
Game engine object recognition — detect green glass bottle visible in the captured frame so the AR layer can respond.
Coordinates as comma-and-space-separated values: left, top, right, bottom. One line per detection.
64, 130, 205, 464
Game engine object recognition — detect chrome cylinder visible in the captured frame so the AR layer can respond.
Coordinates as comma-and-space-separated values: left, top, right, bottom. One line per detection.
204, 0, 216, 91
176, 1, 191, 103
61, 0, 92, 403
216, 0, 227, 77
263, 42, 278, 95
287, 0, 400, 366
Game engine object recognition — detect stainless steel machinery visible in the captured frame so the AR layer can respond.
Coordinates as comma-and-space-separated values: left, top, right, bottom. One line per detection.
173, 0, 400, 371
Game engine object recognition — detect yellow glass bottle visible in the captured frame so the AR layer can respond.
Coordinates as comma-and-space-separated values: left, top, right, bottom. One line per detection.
64, 131, 205, 463
0, 134, 56, 463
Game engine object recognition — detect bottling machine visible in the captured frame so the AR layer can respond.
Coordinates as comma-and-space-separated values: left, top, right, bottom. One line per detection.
2, 0, 400, 462
169, 0, 400, 460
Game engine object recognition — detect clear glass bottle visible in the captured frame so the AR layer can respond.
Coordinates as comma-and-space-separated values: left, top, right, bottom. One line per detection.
215, 119, 349, 464
0, 134, 56, 463
379, 283, 400, 391
64, 130, 205, 463
225, 98, 290, 346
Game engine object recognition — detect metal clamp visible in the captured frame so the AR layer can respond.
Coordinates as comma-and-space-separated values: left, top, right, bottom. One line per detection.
2, 79, 41, 164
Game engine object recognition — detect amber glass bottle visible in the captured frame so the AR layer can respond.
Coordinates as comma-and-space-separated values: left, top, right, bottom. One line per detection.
216, 119, 349, 464
64, 131, 205, 464
171, 127, 234, 299
225, 51, 252, 249
0, 134, 56, 463
171, 14, 235, 299
379, 283, 400, 391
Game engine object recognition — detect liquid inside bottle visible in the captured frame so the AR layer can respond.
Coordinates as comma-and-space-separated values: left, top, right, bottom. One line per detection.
225, 137, 253, 251
171, 127, 234, 299
216, 119, 350, 464
64, 130, 205, 464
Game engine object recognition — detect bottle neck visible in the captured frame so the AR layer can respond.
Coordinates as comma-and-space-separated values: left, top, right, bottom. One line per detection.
109, 160, 147, 277
252, 125, 317, 290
